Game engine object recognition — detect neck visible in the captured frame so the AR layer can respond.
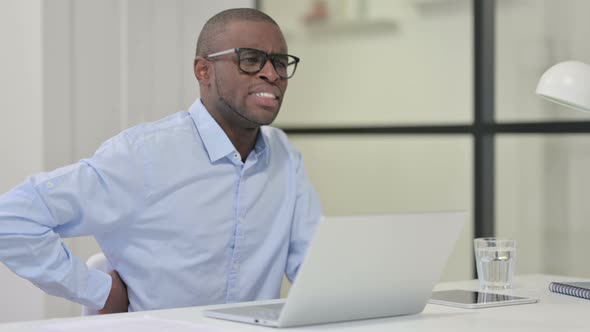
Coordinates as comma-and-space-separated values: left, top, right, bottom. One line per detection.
225, 127, 259, 162
201, 98, 259, 162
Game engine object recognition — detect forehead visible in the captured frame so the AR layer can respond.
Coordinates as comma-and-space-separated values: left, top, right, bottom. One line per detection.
215, 21, 287, 54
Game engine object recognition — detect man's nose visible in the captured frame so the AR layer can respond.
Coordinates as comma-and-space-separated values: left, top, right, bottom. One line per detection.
257, 58, 280, 82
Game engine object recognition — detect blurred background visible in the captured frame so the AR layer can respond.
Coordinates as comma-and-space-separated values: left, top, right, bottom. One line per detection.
1, 0, 590, 323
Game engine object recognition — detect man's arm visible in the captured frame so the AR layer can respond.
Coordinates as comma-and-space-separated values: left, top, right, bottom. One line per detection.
285, 152, 323, 283
0, 132, 144, 310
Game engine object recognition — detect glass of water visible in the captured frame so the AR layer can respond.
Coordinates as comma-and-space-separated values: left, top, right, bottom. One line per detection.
473, 238, 516, 290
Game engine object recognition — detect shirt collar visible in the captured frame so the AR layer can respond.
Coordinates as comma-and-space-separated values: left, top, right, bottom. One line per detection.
189, 99, 269, 164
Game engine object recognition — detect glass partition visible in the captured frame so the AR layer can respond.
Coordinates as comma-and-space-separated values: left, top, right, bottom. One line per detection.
291, 135, 473, 281
496, 0, 590, 122
497, 135, 590, 277
262, 0, 473, 126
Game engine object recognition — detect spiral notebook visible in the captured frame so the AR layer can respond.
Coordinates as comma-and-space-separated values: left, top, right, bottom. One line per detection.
548, 281, 590, 300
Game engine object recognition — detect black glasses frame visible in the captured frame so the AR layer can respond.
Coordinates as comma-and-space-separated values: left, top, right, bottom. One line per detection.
205, 48, 300, 79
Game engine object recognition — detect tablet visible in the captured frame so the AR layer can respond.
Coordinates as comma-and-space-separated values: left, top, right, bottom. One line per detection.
428, 289, 538, 309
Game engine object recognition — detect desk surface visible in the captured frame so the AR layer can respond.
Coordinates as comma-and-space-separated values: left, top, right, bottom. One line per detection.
2, 274, 590, 331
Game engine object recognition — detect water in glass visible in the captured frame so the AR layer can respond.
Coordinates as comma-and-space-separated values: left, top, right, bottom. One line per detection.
475, 246, 516, 290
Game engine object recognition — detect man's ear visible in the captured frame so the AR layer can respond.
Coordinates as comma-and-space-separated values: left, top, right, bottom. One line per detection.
194, 57, 210, 85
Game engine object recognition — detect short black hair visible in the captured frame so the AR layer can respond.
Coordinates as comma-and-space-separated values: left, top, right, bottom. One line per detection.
195, 8, 279, 57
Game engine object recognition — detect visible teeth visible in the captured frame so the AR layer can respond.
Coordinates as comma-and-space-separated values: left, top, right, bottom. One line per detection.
255, 92, 276, 99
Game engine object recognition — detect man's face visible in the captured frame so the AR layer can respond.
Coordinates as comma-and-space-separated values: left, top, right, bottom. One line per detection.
208, 21, 289, 128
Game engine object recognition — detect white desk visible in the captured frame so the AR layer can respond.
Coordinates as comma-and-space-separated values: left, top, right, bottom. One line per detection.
2, 274, 590, 331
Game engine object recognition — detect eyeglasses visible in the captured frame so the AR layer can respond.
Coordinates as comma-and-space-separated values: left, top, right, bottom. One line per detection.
205, 48, 300, 79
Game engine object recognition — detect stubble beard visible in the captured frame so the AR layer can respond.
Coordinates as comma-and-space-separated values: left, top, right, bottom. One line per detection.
216, 75, 278, 127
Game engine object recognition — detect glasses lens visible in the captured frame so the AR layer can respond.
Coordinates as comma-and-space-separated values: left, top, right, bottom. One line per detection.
238, 49, 299, 78
271, 55, 298, 78
238, 49, 265, 73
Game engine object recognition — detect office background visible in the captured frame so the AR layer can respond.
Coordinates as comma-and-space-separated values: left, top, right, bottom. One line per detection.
1, 0, 589, 323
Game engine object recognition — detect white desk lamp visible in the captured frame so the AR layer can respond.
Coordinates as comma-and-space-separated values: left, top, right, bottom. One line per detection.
536, 61, 590, 112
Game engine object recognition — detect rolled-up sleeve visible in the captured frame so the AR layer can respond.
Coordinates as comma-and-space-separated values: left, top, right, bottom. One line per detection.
0, 131, 145, 309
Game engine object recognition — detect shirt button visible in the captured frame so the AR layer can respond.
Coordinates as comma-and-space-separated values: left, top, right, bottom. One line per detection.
233, 262, 239, 270
46, 182, 54, 189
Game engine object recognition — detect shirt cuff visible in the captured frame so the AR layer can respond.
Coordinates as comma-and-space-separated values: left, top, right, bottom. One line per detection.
81, 268, 112, 310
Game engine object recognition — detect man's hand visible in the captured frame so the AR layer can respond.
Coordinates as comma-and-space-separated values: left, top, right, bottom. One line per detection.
98, 270, 129, 314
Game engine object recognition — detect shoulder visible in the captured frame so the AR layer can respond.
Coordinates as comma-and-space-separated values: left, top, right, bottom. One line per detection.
96, 111, 195, 154
260, 126, 302, 162
124, 112, 195, 147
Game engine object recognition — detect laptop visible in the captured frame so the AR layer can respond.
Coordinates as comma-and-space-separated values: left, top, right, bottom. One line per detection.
202, 211, 467, 328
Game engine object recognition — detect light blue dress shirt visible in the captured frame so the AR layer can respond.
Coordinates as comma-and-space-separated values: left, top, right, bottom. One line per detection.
0, 99, 322, 311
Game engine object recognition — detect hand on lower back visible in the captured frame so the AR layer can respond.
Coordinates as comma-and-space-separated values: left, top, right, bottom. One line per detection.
99, 270, 129, 314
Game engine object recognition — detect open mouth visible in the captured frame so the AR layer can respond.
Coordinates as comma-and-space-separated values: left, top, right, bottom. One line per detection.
251, 91, 280, 108
253, 92, 279, 100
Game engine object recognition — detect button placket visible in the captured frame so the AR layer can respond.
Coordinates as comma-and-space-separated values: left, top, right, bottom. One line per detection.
226, 166, 244, 302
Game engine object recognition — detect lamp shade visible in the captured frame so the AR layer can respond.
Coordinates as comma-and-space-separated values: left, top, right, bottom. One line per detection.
536, 61, 590, 112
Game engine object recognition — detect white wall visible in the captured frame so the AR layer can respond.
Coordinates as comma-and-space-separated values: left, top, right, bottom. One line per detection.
0, 0, 46, 323
0, 0, 43, 190
1, 0, 253, 322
